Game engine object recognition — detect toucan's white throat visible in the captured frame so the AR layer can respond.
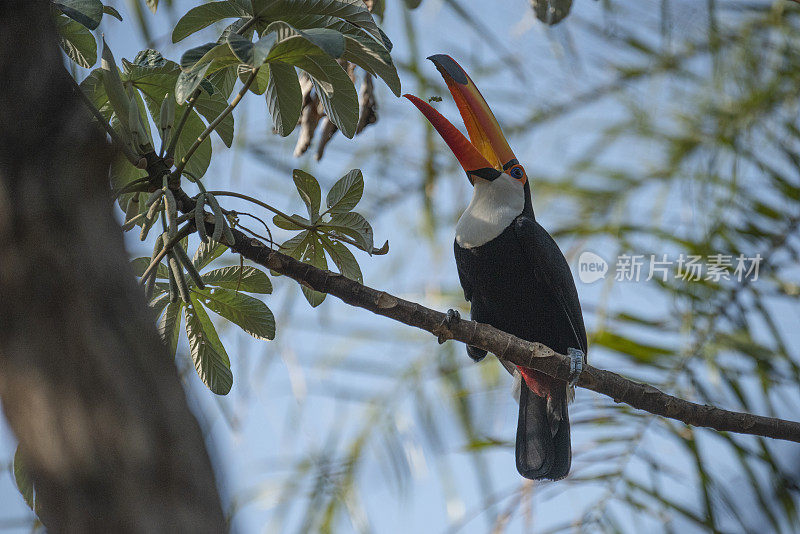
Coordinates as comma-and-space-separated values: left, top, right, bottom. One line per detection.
455, 174, 524, 249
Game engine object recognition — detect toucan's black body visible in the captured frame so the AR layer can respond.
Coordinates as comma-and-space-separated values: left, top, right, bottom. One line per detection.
454, 184, 587, 480
404, 54, 587, 480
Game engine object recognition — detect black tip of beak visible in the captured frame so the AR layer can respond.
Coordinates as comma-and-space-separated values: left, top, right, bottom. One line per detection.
427, 54, 468, 85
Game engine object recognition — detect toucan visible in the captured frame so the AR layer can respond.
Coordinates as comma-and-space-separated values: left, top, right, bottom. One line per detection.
404, 55, 587, 480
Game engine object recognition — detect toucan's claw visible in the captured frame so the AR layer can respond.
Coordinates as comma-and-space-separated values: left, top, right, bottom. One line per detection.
467, 345, 487, 363
567, 347, 584, 387
437, 309, 461, 344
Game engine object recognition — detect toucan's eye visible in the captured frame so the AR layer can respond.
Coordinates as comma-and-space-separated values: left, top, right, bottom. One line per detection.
509, 166, 524, 180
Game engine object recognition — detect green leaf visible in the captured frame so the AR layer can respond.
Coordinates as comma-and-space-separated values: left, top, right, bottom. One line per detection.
176, 44, 239, 104
202, 265, 272, 293
130, 257, 170, 279
242, 65, 271, 95
279, 230, 309, 259
263, 13, 391, 52
265, 22, 345, 63
146, 0, 158, 13
266, 22, 345, 59
320, 235, 362, 283
292, 53, 358, 138
130, 48, 167, 68
172, 101, 213, 179
219, 16, 254, 42
193, 90, 235, 147
294, 27, 345, 58
102, 5, 123, 21
175, 67, 209, 105
341, 32, 400, 96
158, 301, 182, 358
274, 230, 309, 277
252, 0, 387, 52
109, 151, 146, 204
252, 34, 278, 67
300, 236, 327, 307
179, 43, 239, 74
54, 0, 104, 29
326, 169, 363, 214
127, 83, 155, 147
207, 65, 238, 100
173, 1, 248, 43
193, 241, 228, 270
13, 447, 37, 514
403, 0, 422, 7
180, 43, 218, 71
80, 69, 108, 112
272, 213, 308, 230
194, 288, 276, 340
56, 15, 97, 68
323, 211, 373, 252
265, 61, 302, 136
293, 169, 322, 221
150, 294, 171, 317
130, 56, 234, 148
226, 33, 255, 64
185, 297, 233, 395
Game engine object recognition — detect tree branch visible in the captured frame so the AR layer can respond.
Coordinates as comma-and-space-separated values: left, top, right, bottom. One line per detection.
174, 190, 800, 444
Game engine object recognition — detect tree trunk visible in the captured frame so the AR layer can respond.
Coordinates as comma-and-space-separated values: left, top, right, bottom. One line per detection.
0, 1, 226, 532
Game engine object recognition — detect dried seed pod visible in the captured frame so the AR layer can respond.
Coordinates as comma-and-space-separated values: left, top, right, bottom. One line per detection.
206, 194, 225, 243
139, 198, 161, 241
167, 255, 178, 303
163, 187, 178, 237
173, 242, 205, 289
195, 193, 209, 243
143, 233, 165, 300
168, 251, 191, 303
100, 38, 131, 131
144, 189, 163, 210
122, 194, 140, 231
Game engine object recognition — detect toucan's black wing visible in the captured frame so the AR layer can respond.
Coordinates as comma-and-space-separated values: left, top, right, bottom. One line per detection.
454, 239, 489, 362
513, 215, 586, 480
513, 216, 587, 357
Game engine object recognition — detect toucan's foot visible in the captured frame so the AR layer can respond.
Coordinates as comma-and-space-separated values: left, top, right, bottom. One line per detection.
437, 309, 461, 344
567, 347, 584, 387
467, 345, 487, 363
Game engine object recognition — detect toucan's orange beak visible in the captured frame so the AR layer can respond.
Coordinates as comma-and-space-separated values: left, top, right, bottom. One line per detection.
404, 55, 518, 185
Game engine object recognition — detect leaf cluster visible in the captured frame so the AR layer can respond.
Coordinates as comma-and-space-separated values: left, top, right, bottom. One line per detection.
138, 240, 274, 395
274, 168, 387, 306
173, 0, 400, 138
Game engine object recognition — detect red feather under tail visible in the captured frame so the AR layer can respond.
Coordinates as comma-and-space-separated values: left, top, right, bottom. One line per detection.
517, 366, 558, 398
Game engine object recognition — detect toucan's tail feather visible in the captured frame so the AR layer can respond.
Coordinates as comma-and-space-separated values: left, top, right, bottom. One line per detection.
515, 383, 571, 480
547, 390, 571, 480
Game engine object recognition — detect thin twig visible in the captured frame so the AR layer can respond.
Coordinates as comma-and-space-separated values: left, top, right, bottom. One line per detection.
166, 91, 199, 159
172, 70, 259, 179
206, 190, 375, 252
139, 223, 195, 284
